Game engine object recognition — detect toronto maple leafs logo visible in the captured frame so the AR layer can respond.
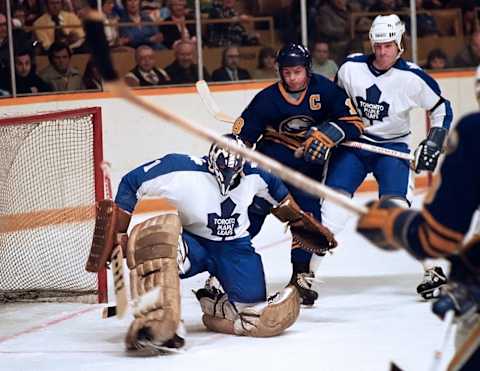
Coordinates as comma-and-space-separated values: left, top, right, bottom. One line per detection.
356, 84, 389, 125
207, 197, 240, 240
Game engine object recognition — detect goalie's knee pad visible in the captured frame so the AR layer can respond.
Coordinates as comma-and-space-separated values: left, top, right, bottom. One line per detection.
125, 212, 183, 351
197, 285, 300, 337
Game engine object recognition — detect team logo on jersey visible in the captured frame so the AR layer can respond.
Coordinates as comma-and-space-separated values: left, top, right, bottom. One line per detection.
278, 115, 314, 139
356, 84, 389, 125
207, 197, 240, 240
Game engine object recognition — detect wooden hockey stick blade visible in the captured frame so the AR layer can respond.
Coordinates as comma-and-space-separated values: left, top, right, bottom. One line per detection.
102, 305, 117, 319
195, 80, 223, 116
111, 245, 128, 319
195, 80, 414, 161
389, 362, 404, 371
83, 12, 366, 216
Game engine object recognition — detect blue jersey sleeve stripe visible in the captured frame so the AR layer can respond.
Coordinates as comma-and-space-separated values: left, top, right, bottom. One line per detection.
442, 99, 453, 129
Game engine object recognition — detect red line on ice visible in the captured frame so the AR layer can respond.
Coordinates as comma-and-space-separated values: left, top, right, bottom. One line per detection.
0, 306, 98, 344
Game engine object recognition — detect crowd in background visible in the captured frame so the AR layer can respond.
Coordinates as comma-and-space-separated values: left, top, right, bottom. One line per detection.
1, 0, 480, 96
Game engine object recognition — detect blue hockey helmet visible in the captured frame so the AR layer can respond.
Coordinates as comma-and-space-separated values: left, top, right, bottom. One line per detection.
208, 134, 246, 196
276, 43, 312, 74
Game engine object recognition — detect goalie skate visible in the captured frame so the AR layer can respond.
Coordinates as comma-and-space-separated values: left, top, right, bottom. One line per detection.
416, 266, 447, 300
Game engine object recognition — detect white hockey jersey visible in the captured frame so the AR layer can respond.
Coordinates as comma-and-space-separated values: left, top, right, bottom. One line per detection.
336, 54, 452, 144
115, 154, 288, 241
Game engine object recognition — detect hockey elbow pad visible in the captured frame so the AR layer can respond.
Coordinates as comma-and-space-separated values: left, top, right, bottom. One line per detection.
303, 122, 345, 165
414, 127, 448, 173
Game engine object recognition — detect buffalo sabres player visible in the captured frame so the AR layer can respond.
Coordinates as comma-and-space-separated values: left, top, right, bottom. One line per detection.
320, 14, 453, 299
234, 42, 364, 305
357, 112, 480, 370
88, 135, 335, 352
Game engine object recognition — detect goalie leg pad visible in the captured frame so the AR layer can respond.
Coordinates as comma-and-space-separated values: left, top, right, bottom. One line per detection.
236, 286, 300, 337
85, 200, 131, 273
197, 285, 300, 337
125, 213, 183, 351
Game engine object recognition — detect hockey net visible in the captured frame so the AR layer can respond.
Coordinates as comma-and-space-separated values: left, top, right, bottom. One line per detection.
0, 107, 107, 303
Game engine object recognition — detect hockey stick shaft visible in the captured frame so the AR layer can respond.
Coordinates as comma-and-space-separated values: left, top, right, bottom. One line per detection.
429, 310, 455, 371
83, 12, 366, 216
195, 80, 414, 162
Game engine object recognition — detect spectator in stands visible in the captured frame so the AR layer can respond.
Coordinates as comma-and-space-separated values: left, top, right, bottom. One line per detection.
0, 13, 7, 71
124, 44, 171, 86
160, 0, 196, 49
23, 0, 44, 26
368, 0, 402, 12
206, 0, 259, 47
404, 0, 439, 37
311, 40, 338, 80
33, 0, 85, 53
316, 0, 351, 64
448, 0, 477, 36
82, 58, 103, 90
424, 48, 448, 70
119, 0, 165, 49
164, 39, 210, 84
102, 0, 124, 47
39, 41, 85, 91
454, 31, 480, 67
0, 50, 52, 94
212, 46, 251, 82
251, 46, 277, 80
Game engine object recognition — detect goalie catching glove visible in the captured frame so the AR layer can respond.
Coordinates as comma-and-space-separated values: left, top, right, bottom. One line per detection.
302, 122, 345, 165
271, 194, 337, 254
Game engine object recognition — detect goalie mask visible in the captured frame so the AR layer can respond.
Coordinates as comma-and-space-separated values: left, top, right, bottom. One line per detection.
208, 135, 246, 196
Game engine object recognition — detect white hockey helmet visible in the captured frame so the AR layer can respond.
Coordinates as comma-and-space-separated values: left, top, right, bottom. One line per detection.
369, 14, 405, 56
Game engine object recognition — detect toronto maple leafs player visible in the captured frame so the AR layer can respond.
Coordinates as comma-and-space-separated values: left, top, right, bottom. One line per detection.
320, 14, 453, 298
234, 42, 364, 305
92, 135, 335, 352
356, 112, 480, 370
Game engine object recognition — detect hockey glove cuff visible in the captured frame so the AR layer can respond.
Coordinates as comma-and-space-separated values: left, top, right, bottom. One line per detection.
413, 127, 448, 173
303, 122, 345, 164
432, 282, 478, 321
357, 199, 417, 252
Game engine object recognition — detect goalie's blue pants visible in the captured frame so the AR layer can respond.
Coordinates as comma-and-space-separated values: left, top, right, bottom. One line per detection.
179, 231, 267, 303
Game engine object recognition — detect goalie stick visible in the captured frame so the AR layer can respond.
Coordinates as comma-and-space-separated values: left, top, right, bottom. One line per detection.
100, 161, 128, 319
195, 80, 414, 162
82, 10, 366, 219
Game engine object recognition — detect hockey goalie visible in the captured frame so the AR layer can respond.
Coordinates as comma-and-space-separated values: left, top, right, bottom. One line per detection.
86, 135, 337, 353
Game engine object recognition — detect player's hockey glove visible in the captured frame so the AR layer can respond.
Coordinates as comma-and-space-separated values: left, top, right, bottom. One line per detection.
432, 282, 478, 321
413, 127, 448, 173
271, 194, 337, 254
303, 122, 345, 165
356, 199, 417, 251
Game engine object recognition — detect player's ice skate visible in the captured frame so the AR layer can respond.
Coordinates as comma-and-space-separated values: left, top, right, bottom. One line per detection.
416, 266, 448, 300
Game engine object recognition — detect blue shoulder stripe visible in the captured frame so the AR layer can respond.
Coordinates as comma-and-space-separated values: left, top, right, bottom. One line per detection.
394, 59, 441, 96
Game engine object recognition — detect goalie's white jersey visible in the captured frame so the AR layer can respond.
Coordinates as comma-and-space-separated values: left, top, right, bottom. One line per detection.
115, 154, 288, 241
336, 54, 453, 144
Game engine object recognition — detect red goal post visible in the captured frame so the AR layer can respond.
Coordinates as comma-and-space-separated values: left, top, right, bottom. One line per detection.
0, 107, 107, 303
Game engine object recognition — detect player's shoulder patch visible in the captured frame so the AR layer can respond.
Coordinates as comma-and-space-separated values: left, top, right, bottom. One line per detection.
232, 117, 245, 134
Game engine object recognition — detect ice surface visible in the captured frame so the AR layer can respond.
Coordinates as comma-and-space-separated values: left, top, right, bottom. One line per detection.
0, 193, 454, 371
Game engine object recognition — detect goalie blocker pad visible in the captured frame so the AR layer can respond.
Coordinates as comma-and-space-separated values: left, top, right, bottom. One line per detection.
85, 200, 131, 273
